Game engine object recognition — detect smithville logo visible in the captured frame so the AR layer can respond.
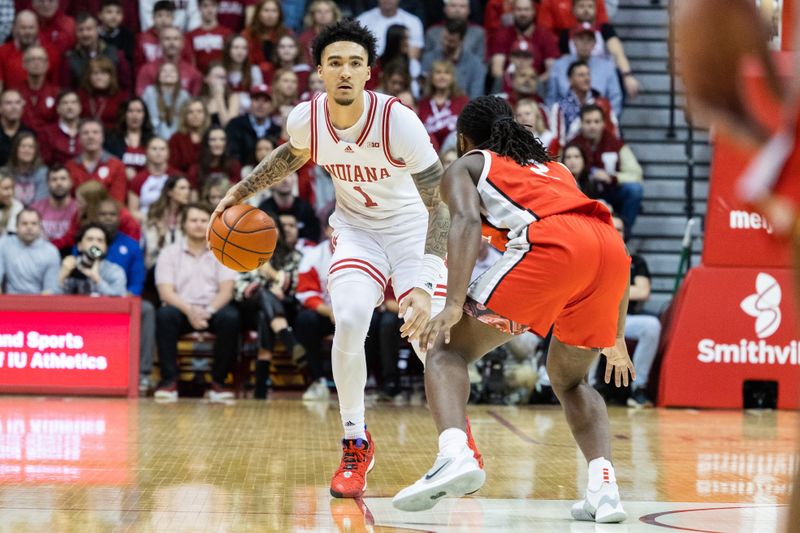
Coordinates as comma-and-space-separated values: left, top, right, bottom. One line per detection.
697, 273, 799, 365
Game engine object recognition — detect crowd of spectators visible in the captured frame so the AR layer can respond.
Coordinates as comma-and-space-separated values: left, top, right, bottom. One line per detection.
0, 0, 656, 406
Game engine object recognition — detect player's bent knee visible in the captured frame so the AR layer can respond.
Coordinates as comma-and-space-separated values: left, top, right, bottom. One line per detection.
425, 345, 470, 370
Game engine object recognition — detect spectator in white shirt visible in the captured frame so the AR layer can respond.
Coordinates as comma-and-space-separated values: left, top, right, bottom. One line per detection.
357, 0, 424, 59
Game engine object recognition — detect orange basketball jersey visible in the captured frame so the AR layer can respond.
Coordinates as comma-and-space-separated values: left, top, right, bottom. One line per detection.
470, 149, 612, 250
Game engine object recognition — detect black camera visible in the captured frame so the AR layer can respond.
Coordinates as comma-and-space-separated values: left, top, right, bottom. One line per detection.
77, 245, 103, 269
64, 246, 105, 294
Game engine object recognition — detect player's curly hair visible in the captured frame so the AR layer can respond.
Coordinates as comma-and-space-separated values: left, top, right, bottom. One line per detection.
457, 95, 553, 166
311, 19, 378, 68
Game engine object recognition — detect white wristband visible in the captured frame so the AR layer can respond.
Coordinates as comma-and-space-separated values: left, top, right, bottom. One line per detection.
414, 254, 445, 296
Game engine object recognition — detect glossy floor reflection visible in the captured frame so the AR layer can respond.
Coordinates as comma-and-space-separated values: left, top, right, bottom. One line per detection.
0, 397, 796, 532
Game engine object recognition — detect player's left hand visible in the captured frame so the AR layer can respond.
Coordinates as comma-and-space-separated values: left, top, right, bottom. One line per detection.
398, 288, 431, 341
419, 304, 462, 351
602, 337, 636, 387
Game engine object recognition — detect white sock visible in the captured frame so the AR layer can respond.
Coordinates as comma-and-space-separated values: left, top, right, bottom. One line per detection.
587, 457, 616, 491
340, 405, 366, 441
438, 428, 468, 457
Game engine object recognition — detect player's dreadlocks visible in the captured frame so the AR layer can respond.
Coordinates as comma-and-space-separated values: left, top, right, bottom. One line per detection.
457, 95, 553, 166
312, 19, 378, 68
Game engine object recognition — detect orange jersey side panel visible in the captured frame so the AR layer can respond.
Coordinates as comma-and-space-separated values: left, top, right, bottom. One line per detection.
477, 152, 612, 248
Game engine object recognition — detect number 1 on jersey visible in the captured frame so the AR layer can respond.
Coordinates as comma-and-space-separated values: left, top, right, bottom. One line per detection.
353, 186, 378, 207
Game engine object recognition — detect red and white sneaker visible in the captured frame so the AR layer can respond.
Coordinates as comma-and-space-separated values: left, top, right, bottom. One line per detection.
330, 431, 376, 498
465, 417, 484, 469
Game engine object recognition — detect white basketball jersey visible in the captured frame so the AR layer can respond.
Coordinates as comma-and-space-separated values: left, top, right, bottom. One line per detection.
291, 91, 433, 228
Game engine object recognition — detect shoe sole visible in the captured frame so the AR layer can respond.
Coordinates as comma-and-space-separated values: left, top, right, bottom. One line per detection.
330, 455, 375, 498
571, 501, 627, 523
596, 509, 628, 523
392, 468, 486, 512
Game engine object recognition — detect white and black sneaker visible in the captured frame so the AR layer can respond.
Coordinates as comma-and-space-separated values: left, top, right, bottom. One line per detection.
571, 480, 627, 523
392, 447, 485, 512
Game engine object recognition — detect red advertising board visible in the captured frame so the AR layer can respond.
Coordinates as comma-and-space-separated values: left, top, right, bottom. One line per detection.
702, 134, 793, 268
659, 266, 800, 409
0, 296, 140, 397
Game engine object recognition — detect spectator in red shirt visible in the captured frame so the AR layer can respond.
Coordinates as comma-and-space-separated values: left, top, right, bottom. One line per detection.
134, 1, 195, 70
98, 0, 136, 66
199, 63, 241, 128
489, 0, 559, 90
187, 0, 234, 74
483, 0, 514, 34
62, 13, 132, 94
41, 92, 84, 166
78, 57, 128, 131
571, 103, 643, 235
223, 34, 265, 114
537, 0, 609, 35
0, 90, 33, 168
298, 0, 341, 60
129, 137, 179, 221
417, 60, 469, 149
104, 98, 155, 181
65, 119, 127, 204
30, 165, 79, 248
19, 46, 58, 134
0, 10, 60, 91
187, 126, 241, 189
243, 0, 293, 67
32, 0, 76, 52
168, 98, 210, 174
136, 27, 203, 97
217, 0, 257, 33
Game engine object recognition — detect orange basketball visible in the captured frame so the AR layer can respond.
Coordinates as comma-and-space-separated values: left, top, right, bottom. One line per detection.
208, 204, 278, 272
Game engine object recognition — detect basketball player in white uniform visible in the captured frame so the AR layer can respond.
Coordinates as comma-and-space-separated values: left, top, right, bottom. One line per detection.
210, 19, 483, 498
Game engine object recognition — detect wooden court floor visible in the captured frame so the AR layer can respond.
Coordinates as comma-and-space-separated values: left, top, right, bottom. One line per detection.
0, 396, 796, 532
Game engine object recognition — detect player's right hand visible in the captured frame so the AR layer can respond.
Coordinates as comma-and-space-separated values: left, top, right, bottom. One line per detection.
419, 304, 462, 352
207, 184, 244, 245
602, 337, 636, 387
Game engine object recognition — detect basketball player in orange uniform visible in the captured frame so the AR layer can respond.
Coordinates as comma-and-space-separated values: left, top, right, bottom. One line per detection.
392, 96, 634, 523
210, 20, 484, 500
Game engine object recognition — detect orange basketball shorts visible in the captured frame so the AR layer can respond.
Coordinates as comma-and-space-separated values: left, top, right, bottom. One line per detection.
466, 213, 630, 349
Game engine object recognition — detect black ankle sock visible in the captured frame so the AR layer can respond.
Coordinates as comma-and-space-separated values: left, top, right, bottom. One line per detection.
254, 360, 270, 399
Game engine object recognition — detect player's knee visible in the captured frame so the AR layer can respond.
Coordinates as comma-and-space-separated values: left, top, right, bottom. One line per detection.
425, 346, 469, 371
332, 305, 372, 346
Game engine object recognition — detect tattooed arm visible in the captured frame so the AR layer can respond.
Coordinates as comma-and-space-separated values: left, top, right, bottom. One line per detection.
208, 141, 310, 239
230, 142, 309, 203
411, 160, 450, 260
398, 159, 451, 341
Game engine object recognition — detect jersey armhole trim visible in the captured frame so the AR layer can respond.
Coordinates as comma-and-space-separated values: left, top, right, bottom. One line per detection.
310, 94, 320, 163
382, 97, 407, 168
465, 149, 491, 190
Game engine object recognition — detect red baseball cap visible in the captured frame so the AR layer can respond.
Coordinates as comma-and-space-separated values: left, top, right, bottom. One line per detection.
509, 40, 533, 56
571, 22, 598, 38
250, 84, 272, 98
